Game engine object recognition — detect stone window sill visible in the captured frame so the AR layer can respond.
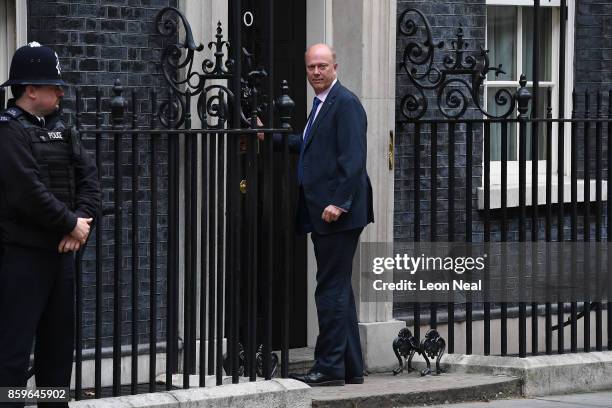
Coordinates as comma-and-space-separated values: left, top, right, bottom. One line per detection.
476, 177, 608, 209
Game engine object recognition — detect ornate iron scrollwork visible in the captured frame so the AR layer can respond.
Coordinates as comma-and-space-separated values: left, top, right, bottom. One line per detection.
222, 343, 279, 378
398, 8, 516, 120
392, 327, 421, 375
420, 329, 446, 376
223, 342, 247, 377
156, 7, 205, 94
255, 344, 279, 378
392, 327, 446, 376
155, 7, 278, 129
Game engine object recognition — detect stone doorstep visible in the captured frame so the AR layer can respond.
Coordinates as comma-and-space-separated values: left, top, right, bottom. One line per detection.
283, 346, 316, 375
309, 373, 522, 408
309, 351, 612, 406
411, 351, 612, 397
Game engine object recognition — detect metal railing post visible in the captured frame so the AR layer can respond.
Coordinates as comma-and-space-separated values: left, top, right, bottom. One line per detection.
111, 78, 127, 396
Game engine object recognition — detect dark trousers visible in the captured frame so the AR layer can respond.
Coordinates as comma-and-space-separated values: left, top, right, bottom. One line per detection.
311, 228, 363, 379
0, 245, 74, 408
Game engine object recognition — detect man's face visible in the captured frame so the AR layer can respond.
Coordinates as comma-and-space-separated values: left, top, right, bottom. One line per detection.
30, 85, 64, 116
305, 46, 337, 94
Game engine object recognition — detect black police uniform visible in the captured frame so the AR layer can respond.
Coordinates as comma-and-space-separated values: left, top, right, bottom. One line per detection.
0, 101, 100, 402
0, 43, 100, 407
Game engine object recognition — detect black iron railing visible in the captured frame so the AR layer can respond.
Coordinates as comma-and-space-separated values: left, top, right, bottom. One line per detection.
396, 2, 610, 358
64, 4, 297, 399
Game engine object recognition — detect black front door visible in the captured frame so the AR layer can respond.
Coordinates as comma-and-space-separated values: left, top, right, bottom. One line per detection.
231, 0, 308, 349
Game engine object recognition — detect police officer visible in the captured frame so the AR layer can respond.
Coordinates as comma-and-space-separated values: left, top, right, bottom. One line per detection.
0, 42, 100, 406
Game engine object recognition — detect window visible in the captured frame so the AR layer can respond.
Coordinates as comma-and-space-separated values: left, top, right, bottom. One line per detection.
478, 0, 578, 208
486, 2, 561, 178
0, 0, 27, 105
487, 5, 553, 158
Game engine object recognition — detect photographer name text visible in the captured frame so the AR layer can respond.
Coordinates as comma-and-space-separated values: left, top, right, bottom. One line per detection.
372, 279, 481, 291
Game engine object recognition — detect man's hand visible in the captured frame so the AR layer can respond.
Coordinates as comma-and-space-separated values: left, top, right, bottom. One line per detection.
70, 217, 93, 243
58, 235, 81, 253
321, 205, 343, 223
256, 117, 265, 141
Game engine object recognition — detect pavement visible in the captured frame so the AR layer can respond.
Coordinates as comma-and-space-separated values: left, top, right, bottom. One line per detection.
309, 372, 521, 407
427, 391, 612, 407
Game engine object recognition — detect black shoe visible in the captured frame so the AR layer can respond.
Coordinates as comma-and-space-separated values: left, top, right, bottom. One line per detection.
289, 372, 306, 382
295, 371, 345, 387
345, 376, 364, 384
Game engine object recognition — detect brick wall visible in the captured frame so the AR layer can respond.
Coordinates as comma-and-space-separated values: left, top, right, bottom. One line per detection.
573, 0, 611, 180
27, 0, 178, 349
575, 0, 612, 91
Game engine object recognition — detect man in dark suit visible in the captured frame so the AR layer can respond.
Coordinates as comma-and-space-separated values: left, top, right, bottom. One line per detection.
287, 43, 374, 386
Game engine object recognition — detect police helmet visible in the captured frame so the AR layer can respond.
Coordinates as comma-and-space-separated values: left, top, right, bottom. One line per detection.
0, 42, 66, 87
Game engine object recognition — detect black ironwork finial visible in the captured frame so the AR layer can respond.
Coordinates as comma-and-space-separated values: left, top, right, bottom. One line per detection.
446, 27, 469, 70
597, 89, 602, 118
276, 80, 295, 129
585, 88, 590, 119
111, 78, 126, 127
184, 89, 192, 129
516, 74, 531, 118
203, 21, 232, 76
454, 27, 465, 48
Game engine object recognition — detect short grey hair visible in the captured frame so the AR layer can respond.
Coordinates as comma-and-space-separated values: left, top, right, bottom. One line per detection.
305, 44, 337, 63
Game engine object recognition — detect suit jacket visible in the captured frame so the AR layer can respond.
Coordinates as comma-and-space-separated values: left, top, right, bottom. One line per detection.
286, 81, 374, 235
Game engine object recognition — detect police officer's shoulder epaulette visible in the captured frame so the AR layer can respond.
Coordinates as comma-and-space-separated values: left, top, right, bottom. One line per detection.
4, 107, 22, 119
0, 107, 21, 125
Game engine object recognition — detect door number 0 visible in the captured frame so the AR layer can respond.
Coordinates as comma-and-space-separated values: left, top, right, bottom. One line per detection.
243, 11, 254, 27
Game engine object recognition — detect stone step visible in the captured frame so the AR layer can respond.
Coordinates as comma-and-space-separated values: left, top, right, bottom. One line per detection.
283, 347, 315, 375
309, 373, 521, 408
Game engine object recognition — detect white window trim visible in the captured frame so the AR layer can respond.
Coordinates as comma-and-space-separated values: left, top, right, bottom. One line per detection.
1, 0, 26, 103
477, 1, 593, 209
15, 0, 26, 46
487, 0, 560, 6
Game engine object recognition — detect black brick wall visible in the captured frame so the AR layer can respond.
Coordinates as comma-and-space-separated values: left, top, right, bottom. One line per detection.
575, 0, 612, 91
574, 0, 611, 181
27, 0, 178, 349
